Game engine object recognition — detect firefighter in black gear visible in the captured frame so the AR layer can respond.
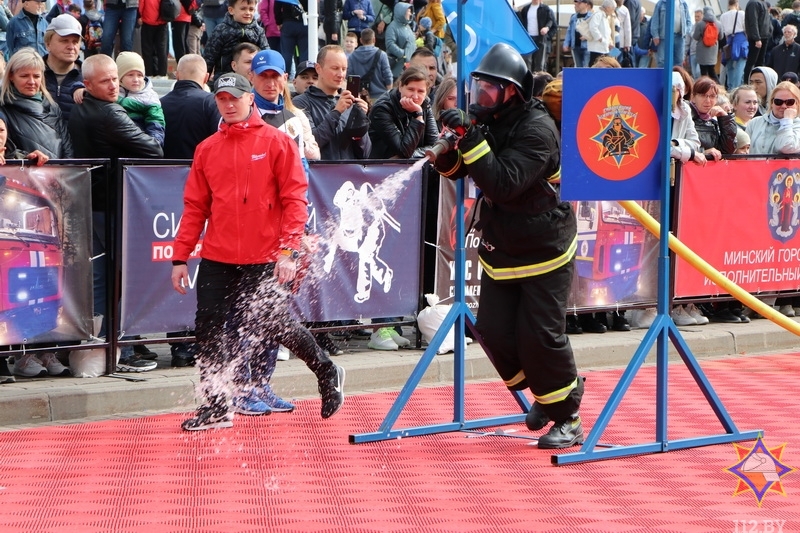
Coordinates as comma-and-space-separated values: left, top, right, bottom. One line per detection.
433, 43, 583, 449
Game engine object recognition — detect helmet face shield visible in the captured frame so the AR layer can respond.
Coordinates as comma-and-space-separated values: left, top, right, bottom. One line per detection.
469, 75, 507, 110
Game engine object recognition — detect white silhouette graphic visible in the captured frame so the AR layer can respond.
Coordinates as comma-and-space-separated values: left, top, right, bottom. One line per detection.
323, 181, 400, 303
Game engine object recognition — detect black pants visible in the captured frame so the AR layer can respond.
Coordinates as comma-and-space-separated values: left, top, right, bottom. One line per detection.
194, 259, 334, 407
170, 21, 189, 63
699, 64, 718, 83
743, 39, 767, 84
475, 261, 582, 422
141, 23, 168, 76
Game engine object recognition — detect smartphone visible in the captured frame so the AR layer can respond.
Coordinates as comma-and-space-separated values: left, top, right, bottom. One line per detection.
346, 75, 361, 96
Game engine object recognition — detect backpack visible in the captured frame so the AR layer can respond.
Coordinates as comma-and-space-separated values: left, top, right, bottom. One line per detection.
702, 21, 718, 47
84, 18, 103, 51
359, 50, 382, 97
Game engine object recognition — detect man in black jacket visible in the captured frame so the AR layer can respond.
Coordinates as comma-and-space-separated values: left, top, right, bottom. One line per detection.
161, 54, 221, 160
744, 0, 772, 82
293, 44, 371, 160
433, 43, 583, 449
768, 24, 800, 79
69, 53, 164, 372
517, 0, 556, 72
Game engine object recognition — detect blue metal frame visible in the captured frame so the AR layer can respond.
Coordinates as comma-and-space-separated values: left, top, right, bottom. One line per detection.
351, 0, 762, 457
553, 1, 761, 464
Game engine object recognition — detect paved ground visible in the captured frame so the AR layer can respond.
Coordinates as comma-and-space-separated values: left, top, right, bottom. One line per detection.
0, 316, 797, 429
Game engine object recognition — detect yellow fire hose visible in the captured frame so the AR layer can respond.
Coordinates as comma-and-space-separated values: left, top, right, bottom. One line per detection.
618, 200, 800, 336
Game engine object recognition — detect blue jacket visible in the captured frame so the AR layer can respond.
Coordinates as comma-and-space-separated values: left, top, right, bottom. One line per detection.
5, 10, 47, 59
343, 0, 375, 33
564, 12, 591, 50
650, 0, 692, 40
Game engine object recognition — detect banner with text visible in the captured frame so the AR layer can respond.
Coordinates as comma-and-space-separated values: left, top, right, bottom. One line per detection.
674, 160, 800, 298
120, 163, 423, 335
0, 165, 92, 345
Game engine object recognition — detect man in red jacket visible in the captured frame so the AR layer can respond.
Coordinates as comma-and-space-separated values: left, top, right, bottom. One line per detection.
171, 72, 345, 431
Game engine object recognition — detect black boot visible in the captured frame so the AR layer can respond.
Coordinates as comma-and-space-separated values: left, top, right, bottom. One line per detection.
525, 401, 550, 431
537, 413, 584, 449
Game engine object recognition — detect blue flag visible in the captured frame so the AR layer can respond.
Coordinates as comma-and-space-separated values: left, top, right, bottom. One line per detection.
441, 0, 536, 75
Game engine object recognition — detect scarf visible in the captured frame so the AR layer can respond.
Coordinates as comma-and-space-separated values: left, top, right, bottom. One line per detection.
10, 86, 43, 103
253, 91, 283, 114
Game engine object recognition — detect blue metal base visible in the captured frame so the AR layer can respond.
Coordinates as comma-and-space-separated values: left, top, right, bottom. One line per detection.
552, 312, 763, 465
349, 301, 530, 444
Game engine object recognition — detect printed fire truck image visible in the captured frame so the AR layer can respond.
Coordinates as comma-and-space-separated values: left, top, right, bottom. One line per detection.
574, 201, 645, 305
0, 175, 63, 343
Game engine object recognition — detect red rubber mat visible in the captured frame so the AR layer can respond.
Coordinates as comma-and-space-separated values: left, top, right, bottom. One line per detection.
1, 353, 798, 533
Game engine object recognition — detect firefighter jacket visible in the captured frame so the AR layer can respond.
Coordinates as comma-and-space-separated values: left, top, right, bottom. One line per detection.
434, 99, 577, 282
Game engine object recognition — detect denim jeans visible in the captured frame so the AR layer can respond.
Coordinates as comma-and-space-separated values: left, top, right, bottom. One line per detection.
571, 47, 590, 68
726, 57, 745, 90
636, 53, 651, 68
656, 35, 685, 68
280, 20, 309, 76
203, 16, 225, 41
101, 5, 137, 55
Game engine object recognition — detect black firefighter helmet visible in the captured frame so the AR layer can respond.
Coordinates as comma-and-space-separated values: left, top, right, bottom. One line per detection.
471, 43, 534, 103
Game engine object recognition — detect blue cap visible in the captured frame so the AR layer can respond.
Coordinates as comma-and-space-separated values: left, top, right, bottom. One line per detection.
251, 49, 286, 76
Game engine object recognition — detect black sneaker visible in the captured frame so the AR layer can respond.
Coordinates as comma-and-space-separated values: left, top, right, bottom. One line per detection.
133, 344, 158, 360
181, 405, 233, 431
0, 357, 15, 384
171, 350, 196, 368
116, 355, 158, 372
612, 312, 631, 332
525, 401, 550, 431
537, 413, 584, 449
319, 364, 345, 419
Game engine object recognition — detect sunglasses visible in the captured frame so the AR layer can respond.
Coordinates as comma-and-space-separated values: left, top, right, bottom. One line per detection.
773, 98, 796, 107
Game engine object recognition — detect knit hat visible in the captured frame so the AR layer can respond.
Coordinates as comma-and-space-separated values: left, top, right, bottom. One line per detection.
735, 128, 750, 151
541, 78, 562, 124
116, 51, 145, 81
419, 17, 432, 30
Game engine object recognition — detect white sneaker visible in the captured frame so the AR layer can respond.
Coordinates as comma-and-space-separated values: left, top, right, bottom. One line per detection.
38, 352, 70, 376
779, 305, 795, 317
685, 303, 709, 325
670, 305, 697, 326
629, 308, 656, 329
13, 354, 47, 377
276, 345, 291, 361
389, 330, 411, 347
367, 328, 399, 350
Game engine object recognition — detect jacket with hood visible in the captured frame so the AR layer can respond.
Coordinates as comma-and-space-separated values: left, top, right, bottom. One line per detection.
385, 2, 417, 78
367, 88, 438, 159
173, 110, 308, 265
692, 8, 721, 67
745, 109, 800, 155
751, 66, 778, 116
202, 12, 269, 78
292, 85, 372, 160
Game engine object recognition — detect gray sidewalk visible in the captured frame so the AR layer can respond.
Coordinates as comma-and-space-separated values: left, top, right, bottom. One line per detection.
0, 318, 797, 428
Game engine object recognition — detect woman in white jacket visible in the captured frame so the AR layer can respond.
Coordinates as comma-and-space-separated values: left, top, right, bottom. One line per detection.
670, 72, 705, 165
588, 0, 615, 65
745, 81, 800, 155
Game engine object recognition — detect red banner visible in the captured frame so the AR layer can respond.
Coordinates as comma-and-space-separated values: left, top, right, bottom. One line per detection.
674, 159, 800, 298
